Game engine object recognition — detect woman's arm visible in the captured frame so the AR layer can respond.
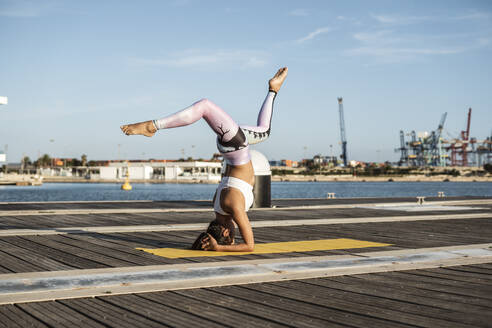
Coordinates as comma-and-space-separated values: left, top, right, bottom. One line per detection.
216, 209, 254, 252
203, 188, 254, 252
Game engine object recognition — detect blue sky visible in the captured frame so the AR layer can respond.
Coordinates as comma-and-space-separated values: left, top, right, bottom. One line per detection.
1, 0, 491, 163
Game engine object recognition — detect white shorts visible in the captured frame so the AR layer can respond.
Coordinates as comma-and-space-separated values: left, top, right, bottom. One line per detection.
213, 176, 254, 215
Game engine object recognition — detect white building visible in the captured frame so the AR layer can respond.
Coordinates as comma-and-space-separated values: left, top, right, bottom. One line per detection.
39, 168, 73, 177
101, 161, 222, 182
100, 166, 153, 180
100, 167, 121, 180
34, 161, 222, 182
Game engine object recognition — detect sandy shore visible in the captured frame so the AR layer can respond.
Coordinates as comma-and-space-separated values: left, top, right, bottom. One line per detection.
271, 174, 492, 182
37, 174, 492, 184
41, 177, 220, 184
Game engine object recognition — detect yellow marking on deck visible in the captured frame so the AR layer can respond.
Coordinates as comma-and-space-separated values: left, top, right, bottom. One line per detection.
137, 238, 391, 258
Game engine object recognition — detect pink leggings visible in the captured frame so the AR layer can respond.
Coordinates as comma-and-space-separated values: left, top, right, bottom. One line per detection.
153, 91, 276, 165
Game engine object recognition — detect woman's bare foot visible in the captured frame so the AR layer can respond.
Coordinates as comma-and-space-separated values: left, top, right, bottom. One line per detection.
120, 120, 157, 137
269, 67, 288, 93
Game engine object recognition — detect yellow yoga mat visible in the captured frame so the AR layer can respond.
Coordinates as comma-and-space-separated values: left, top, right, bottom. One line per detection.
137, 238, 391, 259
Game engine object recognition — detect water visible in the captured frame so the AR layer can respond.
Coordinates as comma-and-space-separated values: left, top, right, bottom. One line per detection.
0, 181, 491, 202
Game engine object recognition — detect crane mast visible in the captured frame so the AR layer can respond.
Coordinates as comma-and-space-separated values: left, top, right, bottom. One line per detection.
337, 97, 348, 166
436, 112, 447, 166
462, 107, 472, 166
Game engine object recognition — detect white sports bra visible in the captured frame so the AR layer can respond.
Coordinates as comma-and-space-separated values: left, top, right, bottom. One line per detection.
213, 176, 254, 215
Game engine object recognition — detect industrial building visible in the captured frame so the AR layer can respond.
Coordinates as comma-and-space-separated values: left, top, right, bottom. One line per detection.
396, 108, 492, 167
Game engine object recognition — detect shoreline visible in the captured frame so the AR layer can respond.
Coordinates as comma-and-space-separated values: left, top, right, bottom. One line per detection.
271, 174, 492, 183
35, 175, 492, 184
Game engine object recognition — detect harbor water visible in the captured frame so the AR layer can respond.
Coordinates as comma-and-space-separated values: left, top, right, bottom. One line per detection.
0, 181, 491, 202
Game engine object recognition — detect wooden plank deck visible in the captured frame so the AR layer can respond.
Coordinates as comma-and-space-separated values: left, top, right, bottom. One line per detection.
0, 197, 490, 327
0, 217, 491, 273
1, 263, 490, 328
0, 195, 488, 211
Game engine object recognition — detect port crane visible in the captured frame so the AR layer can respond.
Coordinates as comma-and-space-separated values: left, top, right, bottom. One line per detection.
337, 97, 348, 166
429, 112, 447, 166
397, 106, 491, 167
448, 108, 472, 166
396, 112, 448, 167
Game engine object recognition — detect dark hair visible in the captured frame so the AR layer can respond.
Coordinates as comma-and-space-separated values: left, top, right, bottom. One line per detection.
191, 232, 208, 250
206, 220, 223, 242
190, 220, 233, 250
207, 220, 233, 245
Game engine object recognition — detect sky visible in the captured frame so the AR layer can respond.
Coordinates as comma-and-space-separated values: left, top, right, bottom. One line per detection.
1, 0, 491, 163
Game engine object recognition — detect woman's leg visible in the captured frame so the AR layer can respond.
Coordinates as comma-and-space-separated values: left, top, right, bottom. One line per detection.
120, 67, 288, 143
157, 99, 253, 158
240, 67, 288, 145
153, 98, 240, 143
121, 98, 241, 143
240, 91, 276, 145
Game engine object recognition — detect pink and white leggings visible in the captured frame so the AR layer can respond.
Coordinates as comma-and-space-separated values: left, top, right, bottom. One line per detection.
153, 91, 277, 165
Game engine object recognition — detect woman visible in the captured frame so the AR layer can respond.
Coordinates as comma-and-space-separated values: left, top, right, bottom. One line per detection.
121, 67, 288, 252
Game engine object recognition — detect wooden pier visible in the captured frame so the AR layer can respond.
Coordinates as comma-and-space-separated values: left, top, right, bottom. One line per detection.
0, 196, 491, 327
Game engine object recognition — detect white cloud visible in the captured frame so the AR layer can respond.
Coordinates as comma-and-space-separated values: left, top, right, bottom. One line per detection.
372, 11, 490, 25
345, 29, 482, 63
347, 46, 464, 57
352, 30, 400, 44
477, 38, 491, 46
289, 9, 309, 17
371, 14, 432, 25
452, 11, 490, 20
359, 10, 492, 63
297, 27, 332, 43
371, 14, 397, 24
130, 49, 269, 69
335, 15, 363, 26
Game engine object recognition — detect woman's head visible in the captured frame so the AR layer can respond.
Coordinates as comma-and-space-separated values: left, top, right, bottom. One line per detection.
207, 219, 234, 245
190, 219, 235, 250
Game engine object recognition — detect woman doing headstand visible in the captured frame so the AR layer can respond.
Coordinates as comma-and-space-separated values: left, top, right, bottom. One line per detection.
120, 67, 288, 252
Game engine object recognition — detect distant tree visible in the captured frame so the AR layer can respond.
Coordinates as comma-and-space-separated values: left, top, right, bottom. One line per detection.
88, 160, 97, 167
20, 156, 30, 171
36, 154, 51, 167
449, 169, 460, 177
81, 154, 87, 166
484, 163, 492, 174
304, 159, 315, 169
22, 156, 32, 165
71, 158, 82, 166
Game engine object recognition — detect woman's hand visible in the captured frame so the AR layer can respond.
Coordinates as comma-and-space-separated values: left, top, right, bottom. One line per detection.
202, 233, 219, 251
